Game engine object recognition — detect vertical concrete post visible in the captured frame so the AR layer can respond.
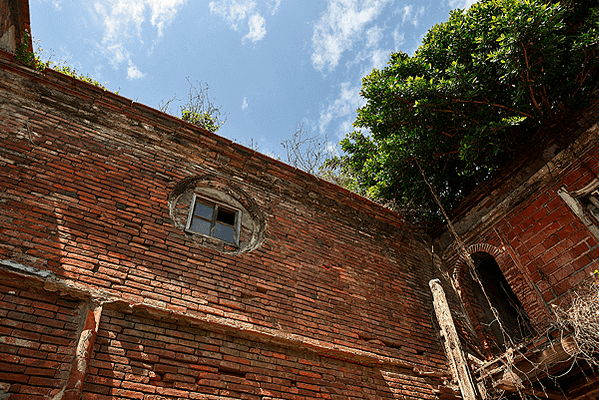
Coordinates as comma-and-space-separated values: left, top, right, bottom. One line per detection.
430, 279, 480, 400
54, 303, 103, 400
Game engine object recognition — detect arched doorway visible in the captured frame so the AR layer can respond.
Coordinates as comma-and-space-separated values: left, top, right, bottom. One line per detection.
471, 253, 532, 349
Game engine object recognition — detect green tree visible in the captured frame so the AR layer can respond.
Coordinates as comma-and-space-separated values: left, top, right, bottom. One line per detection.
335, 0, 599, 220
160, 78, 227, 133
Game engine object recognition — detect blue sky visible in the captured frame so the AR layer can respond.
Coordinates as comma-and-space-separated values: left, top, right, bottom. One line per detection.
30, 0, 476, 161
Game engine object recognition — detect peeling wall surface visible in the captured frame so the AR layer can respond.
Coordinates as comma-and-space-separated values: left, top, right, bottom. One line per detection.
0, 51, 457, 399
434, 94, 599, 396
436, 103, 599, 344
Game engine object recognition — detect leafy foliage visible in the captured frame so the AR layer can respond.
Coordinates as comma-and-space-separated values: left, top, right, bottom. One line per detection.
336, 0, 599, 220
160, 78, 227, 133
14, 30, 51, 72
15, 30, 110, 91
52, 65, 108, 90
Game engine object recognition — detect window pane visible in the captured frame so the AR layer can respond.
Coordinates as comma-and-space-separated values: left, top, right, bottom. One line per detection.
214, 222, 235, 243
193, 202, 213, 220
190, 217, 211, 235
216, 208, 236, 226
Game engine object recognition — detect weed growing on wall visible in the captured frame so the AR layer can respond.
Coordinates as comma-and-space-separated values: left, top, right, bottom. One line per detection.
159, 78, 227, 133
14, 30, 112, 92
14, 30, 50, 72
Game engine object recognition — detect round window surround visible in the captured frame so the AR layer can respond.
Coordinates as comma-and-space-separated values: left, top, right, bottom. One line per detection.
168, 175, 265, 254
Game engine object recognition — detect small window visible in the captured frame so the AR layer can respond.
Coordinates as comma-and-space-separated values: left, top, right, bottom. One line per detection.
185, 195, 241, 245
581, 189, 599, 222
558, 183, 599, 241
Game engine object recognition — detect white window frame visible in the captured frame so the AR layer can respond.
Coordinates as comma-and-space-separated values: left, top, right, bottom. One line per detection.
185, 194, 241, 246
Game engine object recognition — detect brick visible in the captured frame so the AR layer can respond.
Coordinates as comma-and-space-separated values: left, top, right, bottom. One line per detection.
163, 373, 196, 383
1, 31, 598, 400
0, 336, 40, 349
110, 389, 144, 399
156, 387, 190, 398
81, 392, 113, 400
20, 384, 53, 396
119, 381, 157, 394
24, 367, 56, 377
0, 372, 28, 383
20, 358, 60, 369
126, 351, 158, 363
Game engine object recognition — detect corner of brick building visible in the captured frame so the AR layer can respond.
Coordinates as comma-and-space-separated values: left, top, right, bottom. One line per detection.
433, 94, 599, 397
0, 1, 461, 399
3, 1, 599, 399
0, 0, 31, 55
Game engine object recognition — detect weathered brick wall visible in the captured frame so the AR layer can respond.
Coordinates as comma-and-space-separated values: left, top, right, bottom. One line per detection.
0, 52, 452, 397
0, 1, 10, 43
83, 307, 440, 400
0, 0, 31, 54
437, 99, 599, 354
0, 277, 81, 399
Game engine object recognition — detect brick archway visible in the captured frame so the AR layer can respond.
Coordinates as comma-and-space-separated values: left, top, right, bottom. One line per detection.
453, 242, 504, 280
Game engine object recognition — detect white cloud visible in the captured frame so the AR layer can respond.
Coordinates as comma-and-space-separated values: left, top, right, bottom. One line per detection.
311, 1, 395, 139
318, 81, 365, 138
94, 1, 145, 45
209, 0, 256, 31
41, 0, 63, 9
149, 0, 188, 36
365, 26, 383, 48
104, 43, 130, 66
268, 0, 281, 15
340, 37, 390, 77
401, 5, 425, 27
392, 28, 405, 49
210, 0, 276, 43
242, 97, 249, 110
369, 48, 389, 71
401, 5, 412, 24
94, 0, 187, 73
127, 62, 145, 80
243, 14, 267, 42
311, 0, 391, 72
448, 0, 478, 9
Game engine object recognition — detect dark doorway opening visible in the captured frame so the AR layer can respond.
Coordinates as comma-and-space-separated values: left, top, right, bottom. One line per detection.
471, 253, 533, 349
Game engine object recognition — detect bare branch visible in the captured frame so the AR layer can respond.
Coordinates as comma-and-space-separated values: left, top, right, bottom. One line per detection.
281, 122, 330, 175
158, 92, 177, 113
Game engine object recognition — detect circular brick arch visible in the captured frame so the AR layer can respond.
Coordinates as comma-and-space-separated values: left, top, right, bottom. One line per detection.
168, 174, 266, 254
453, 242, 504, 280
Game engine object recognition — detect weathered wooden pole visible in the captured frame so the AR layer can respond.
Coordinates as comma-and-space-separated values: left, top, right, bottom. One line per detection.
430, 278, 480, 400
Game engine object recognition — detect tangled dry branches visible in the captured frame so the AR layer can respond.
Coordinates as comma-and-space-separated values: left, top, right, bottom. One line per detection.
553, 274, 599, 365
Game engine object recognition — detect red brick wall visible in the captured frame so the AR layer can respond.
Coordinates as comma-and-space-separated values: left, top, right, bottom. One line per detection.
83, 308, 440, 400
0, 0, 10, 42
0, 0, 31, 54
440, 101, 599, 354
511, 159, 599, 302
0, 52, 451, 397
0, 279, 81, 399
